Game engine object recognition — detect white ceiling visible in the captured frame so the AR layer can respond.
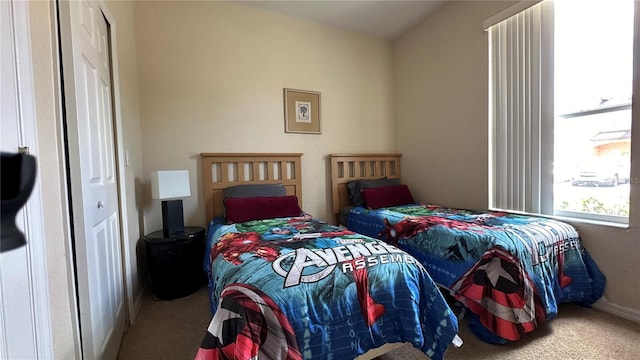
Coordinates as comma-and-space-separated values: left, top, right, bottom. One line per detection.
235, 0, 447, 39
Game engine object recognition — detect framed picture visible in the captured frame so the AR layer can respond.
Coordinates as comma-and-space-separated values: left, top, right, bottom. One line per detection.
284, 88, 321, 134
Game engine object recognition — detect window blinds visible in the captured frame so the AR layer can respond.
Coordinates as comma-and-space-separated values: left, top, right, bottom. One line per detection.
488, 2, 553, 214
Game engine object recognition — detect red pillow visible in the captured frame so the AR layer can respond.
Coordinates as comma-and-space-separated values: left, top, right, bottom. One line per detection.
224, 195, 302, 223
361, 184, 416, 209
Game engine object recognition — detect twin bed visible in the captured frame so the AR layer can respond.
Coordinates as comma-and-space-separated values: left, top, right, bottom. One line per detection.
193, 152, 605, 359
195, 153, 460, 360
329, 153, 606, 344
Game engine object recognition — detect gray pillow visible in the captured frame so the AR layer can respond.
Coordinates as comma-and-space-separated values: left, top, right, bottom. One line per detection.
346, 178, 400, 207
223, 184, 286, 199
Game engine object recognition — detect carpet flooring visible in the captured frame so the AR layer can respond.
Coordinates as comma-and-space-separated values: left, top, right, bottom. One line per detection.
117, 286, 640, 359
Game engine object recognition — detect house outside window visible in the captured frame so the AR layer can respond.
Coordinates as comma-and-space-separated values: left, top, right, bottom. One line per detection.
487, 0, 634, 224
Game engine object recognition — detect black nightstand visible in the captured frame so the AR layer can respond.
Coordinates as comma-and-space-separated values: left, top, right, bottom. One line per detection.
144, 226, 206, 300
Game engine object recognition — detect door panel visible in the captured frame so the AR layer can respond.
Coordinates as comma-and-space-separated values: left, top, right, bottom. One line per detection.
59, 0, 125, 358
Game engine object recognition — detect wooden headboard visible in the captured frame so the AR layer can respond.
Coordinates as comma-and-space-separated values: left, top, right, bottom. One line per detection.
200, 153, 303, 222
329, 153, 402, 224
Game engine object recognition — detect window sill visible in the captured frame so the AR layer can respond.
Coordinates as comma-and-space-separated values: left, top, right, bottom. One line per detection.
550, 214, 629, 229
552, 210, 629, 229
489, 207, 630, 229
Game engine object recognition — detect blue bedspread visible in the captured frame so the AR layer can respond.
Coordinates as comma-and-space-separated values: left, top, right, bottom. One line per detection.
347, 204, 606, 343
196, 214, 459, 360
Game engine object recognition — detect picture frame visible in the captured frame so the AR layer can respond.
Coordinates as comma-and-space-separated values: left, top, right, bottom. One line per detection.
284, 88, 321, 134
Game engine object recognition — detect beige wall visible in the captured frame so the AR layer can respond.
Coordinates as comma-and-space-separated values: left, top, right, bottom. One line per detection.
133, 1, 396, 231
105, 0, 147, 319
394, 1, 640, 315
27, 0, 144, 357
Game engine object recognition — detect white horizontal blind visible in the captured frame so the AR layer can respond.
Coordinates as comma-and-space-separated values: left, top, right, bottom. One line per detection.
489, 3, 543, 213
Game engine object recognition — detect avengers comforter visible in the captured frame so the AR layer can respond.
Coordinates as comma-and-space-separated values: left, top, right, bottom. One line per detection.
346, 204, 606, 344
195, 214, 459, 360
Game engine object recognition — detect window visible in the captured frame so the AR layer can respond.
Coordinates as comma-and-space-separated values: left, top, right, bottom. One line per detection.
488, 0, 635, 224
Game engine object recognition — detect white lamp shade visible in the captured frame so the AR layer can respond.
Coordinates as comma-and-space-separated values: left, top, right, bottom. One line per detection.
151, 170, 191, 200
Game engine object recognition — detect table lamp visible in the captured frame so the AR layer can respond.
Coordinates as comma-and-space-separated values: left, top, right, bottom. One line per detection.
151, 170, 190, 237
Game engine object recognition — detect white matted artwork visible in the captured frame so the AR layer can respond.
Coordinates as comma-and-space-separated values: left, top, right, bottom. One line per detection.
295, 101, 311, 123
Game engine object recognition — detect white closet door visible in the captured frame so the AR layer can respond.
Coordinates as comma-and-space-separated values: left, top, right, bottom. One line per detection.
58, 0, 126, 358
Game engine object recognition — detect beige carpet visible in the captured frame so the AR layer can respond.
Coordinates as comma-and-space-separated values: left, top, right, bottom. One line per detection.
117, 286, 640, 359
117, 286, 211, 360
